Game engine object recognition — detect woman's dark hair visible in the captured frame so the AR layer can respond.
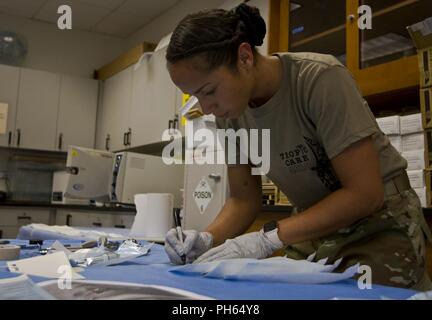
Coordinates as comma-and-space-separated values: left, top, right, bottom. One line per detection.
166, 2, 266, 72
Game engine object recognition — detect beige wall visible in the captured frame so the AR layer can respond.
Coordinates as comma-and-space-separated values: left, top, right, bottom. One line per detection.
0, 1, 270, 78
127, 0, 226, 47
128, 0, 270, 55
0, 13, 129, 78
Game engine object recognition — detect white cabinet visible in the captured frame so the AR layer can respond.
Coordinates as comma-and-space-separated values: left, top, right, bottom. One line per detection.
183, 159, 229, 231
0, 64, 20, 147
56, 75, 99, 151
15, 68, 61, 151
97, 49, 183, 151
55, 210, 86, 227
0, 209, 52, 226
0, 64, 99, 152
0, 226, 19, 239
129, 50, 182, 147
97, 66, 133, 152
55, 209, 134, 228
112, 214, 134, 229
0, 208, 52, 239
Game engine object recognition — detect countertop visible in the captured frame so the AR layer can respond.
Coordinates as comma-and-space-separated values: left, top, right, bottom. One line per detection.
0, 201, 137, 213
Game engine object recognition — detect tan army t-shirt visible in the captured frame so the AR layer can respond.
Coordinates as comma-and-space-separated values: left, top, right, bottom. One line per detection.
216, 52, 407, 211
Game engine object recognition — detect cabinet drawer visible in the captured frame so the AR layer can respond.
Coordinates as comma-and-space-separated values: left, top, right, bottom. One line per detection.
55, 210, 90, 227
0, 209, 51, 226
112, 214, 135, 229
0, 226, 19, 239
88, 213, 115, 228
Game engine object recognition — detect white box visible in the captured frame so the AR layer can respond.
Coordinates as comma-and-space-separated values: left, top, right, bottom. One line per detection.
388, 135, 402, 152
402, 150, 426, 170
414, 187, 427, 208
401, 132, 425, 152
407, 170, 425, 188
400, 113, 423, 135
376, 115, 400, 135
52, 171, 90, 205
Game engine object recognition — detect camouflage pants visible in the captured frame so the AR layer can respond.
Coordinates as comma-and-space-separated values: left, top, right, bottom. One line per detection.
285, 189, 432, 291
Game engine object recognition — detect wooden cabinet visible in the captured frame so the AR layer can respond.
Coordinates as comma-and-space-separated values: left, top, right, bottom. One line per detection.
270, 0, 432, 97
0, 64, 20, 147
286, 0, 347, 65
15, 68, 61, 150
56, 75, 99, 151
347, 0, 432, 97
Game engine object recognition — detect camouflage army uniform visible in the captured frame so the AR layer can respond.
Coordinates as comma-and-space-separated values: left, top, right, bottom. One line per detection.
285, 188, 432, 291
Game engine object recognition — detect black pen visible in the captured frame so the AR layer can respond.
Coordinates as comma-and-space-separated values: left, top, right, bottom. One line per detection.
173, 208, 186, 264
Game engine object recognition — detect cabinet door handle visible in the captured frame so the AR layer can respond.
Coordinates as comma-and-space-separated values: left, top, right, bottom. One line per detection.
8, 131, 12, 146
208, 174, 221, 182
16, 129, 21, 147
123, 132, 128, 146
58, 133, 63, 150
347, 14, 355, 23
17, 216, 32, 225
127, 128, 132, 146
105, 134, 110, 151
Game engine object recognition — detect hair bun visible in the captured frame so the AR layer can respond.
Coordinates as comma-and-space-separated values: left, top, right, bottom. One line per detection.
234, 3, 266, 46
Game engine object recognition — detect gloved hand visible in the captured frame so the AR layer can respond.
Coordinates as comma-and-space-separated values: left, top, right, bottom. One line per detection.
165, 229, 213, 265
194, 229, 284, 264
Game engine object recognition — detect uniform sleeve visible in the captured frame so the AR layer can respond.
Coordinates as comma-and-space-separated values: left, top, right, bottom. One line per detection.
306, 66, 378, 159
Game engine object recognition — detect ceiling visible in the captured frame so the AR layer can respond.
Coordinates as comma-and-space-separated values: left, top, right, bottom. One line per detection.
0, 0, 182, 38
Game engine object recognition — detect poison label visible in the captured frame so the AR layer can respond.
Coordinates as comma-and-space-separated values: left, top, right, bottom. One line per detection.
193, 178, 213, 214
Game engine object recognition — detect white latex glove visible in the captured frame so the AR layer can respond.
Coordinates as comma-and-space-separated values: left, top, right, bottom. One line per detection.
194, 230, 284, 264
165, 229, 213, 265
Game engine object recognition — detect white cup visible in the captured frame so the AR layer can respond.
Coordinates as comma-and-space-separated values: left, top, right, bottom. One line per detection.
130, 193, 174, 240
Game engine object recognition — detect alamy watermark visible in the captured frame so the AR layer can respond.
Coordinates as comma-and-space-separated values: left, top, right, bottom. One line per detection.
161, 121, 271, 176
57, 265, 73, 290
57, 5, 72, 30
357, 265, 373, 290
358, 5, 372, 30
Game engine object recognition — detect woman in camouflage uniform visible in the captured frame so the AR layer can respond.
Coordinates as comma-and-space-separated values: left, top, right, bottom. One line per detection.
163, 2, 432, 290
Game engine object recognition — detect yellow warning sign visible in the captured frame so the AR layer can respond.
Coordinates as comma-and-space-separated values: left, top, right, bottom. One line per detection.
181, 94, 190, 126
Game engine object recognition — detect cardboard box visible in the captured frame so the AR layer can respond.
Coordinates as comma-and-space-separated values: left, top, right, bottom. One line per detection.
388, 135, 402, 153
425, 129, 432, 168
400, 113, 423, 135
421, 88, 432, 129
408, 18, 432, 89
402, 149, 425, 170
407, 17, 432, 50
402, 132, 425, 152
418, 48, 432, 88
414, 187, 427, 208
407, 170, 425, 188
376, 115, 400, 135
425, 170, 432, 207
